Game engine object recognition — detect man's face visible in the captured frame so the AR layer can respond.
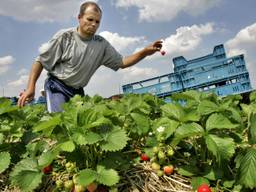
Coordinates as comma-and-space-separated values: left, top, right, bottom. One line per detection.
78, 6, 101, 38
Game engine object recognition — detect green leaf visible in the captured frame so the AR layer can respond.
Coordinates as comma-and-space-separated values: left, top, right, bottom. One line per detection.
96, 165, 119, 186
10, 158, 38, 179
130, 112, 150, 135
198, 100, 219, 115
237, 148, 256, 189
72, 133, 87, 145
38, 150, 59, 167
183, 109, 200, 122
177, 165, 199, 177
33, 115, 61, 133
84, 117, 112, 130
172, 123, 204, 146
101, 128, 129, 152
161, 103, 185, 121
59, 140, 75, 152
152, 117, 179, 140
205, 134, 235, 163
206, 113, 238, 132
77, 169, 97, 186
0, 133, 4, 144
12, 170, 43, 192
10, 158, 42, 192
0, 152, 11, 173
202, 166, 223, 181
248, 113, 256, 144
84, 132, 103, 144
191, 177, 209, 190
250, 91, 256, 103
171, 90, 202, 102
0, 98, 18, 115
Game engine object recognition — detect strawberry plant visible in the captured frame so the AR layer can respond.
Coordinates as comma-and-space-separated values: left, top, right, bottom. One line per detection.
1, 91, 256, 191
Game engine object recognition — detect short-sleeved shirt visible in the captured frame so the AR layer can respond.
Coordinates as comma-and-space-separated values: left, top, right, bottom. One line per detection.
36, 27, 123, 89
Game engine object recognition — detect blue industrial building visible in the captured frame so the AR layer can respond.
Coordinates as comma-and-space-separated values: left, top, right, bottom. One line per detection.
122, 44, 252, 97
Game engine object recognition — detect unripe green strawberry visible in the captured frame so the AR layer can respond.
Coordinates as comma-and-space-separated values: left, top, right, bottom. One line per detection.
74, 184, 86, 192
157, 170, 164, 177
151, 162, 161, 170
55, 180, 63, 188
64, 180, 74, 189
167, 147, 174, 157
158, 151, 165, 160
152, 146, 159, 154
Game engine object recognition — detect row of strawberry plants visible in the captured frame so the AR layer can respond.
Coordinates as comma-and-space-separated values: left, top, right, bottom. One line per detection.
0, 91, 256, 191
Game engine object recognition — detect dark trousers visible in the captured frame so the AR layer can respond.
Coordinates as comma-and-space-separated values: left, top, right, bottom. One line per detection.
44, 75, 84, 113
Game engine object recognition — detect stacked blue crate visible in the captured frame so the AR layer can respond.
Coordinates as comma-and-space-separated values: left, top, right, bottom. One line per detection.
122, 44, 252, 97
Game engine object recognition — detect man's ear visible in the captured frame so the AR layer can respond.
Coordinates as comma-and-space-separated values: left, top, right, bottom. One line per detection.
78, 14, 81, 19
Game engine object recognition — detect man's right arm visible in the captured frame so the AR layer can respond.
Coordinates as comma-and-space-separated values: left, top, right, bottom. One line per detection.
17, 61, 43, 107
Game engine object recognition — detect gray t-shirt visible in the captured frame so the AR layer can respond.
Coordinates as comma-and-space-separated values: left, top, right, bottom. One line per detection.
36, 27, 123, 88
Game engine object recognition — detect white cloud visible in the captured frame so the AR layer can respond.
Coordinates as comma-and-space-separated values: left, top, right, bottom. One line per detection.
0, 0, 98, 23
99, 31, 145, 53
18, 68, 29, 76
119, 66, 158, 82
141, 23, 215, 60
225, 23, 256, 56
8, 75, 29, 87
225, 23, 256, 89
0, 55, 15, 74
6, 69, 47, 98
113, 0, 221, 22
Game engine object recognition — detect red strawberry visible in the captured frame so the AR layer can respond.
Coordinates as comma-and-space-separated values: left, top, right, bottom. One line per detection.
140, 153, 150, 161
42, 165, 53, 174
161, 50, 166, 56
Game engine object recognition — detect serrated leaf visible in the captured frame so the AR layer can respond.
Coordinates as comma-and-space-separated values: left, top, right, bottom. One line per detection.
0, 152, 11, 173
82, 132, 103, 145
206, 113, 238, 132
130, 112, 150, 135
202, 166, 223, 181
161, 103, 185, 121
171, 90, 202, 102
59, 140, 75, 152
153, 117, 179, 140
12, 170, 43, 192
248, 113, 256, 144
77, 169, 97, 186
205, 134, 235, 163
96, 165, 119, 186
183, 109, 200, 122
191, 177, 209, 190
38, 149, 59, 167
172, 123, 204, 146
101, 129, 129, 152
84, 117, 112, 130
198, 100, 219, 115
33, 115, 61, 133
10, 158, 38, 179
237, 148, 256, 189
72, 133, 87, 145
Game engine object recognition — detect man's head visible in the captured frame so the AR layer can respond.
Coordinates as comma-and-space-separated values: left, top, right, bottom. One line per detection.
78, 1, 102, 38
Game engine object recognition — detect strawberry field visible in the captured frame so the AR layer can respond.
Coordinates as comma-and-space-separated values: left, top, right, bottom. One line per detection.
1, 90, 256, 192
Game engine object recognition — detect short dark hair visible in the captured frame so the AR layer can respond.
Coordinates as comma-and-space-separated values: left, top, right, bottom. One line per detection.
79, 1, 102, 16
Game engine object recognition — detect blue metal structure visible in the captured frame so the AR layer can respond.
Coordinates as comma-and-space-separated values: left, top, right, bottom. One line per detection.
122, 44, 252, 97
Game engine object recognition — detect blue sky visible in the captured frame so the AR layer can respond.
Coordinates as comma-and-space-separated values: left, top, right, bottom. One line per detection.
0, 0, 256, 98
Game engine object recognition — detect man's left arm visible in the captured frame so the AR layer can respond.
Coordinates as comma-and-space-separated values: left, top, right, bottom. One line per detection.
121, 40, 163, 69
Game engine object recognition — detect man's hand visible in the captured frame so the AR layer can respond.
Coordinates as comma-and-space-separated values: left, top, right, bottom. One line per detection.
17, 89, 35, 107
143, 40, 163, 56
121, 40, 163, 68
